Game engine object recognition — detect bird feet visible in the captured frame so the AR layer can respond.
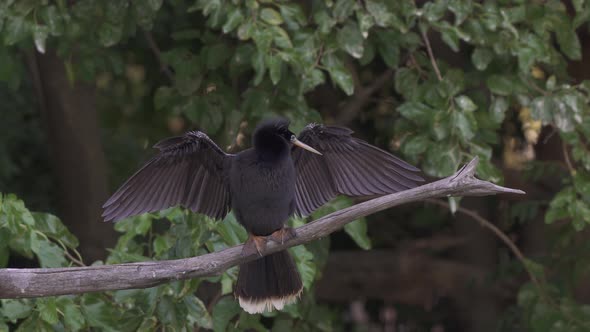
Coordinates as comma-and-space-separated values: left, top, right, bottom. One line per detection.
269, 227, 296, 244
241, 228, 297, 257
242, 234, 267, 257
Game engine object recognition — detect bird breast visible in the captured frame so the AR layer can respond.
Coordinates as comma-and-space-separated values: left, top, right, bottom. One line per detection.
229, 152, 296, 234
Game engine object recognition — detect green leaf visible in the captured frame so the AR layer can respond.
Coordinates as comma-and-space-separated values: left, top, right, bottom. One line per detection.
33, 212, 79, 249
37, 298, 58, 325
267, 54, 283, 85
63, 303, 85, 331
32, 25, 49, 54
423, 1, 447, 21
375, 30, 400, 68
356, 8, 374, 38
402, 134, 430, 156
212, 296, 241, 332
452, 111, 477, 141
185, 296, 212, 329
546, 187, 573, 224
448, 0, 472, 25
471, 47, 493, 70
333, 0, 356, 21
397, 102, 433, 125
157, 296, 186, 330
216, 213, 247, 246
455, 95, 477, 112
530, 96, 554, 123
252, 50, 266, 85
153, 235, 171, 256
30, 233, 67, 268
440, 27, 460, 52
394, 68, 419, 98
423, 143, 461, 177
337, 22, 364, 59
489, 96, 508, 124
260, 8, 283, 25
290, 245, 316, 289
271, 26, 292, 49
82, 294, 120, 331
344, 219, 371, 250
365, 0, 405, 31
1, 300, 32, 323
487, 75, 515, 96
321, 53, 354, 95
40, 5, 64, 36
556, 24, 582, 60
98, 22, 123, 47
222, 7, 244, 34
237, 21, 254, 40
4, 16, 29, 45
280, 3, 307, 27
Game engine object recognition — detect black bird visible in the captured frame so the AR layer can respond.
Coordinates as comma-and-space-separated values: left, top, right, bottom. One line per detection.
102, 118, 423, 313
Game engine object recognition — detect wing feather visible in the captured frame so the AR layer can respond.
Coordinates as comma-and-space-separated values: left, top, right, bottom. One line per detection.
102, 131, 232, 222
292, 124, 424, 217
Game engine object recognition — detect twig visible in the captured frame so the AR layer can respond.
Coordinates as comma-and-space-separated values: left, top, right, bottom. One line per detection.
0, 157, 524, 299
562, 141, 575, 175
425, 198, 590, 328
423, 198, 542, 289
420, 29, 442, 81
64, 251, 86, 267
143, 30, 175, 82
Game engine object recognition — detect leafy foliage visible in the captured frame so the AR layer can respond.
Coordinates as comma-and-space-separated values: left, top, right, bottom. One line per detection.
1, 0, 590, 330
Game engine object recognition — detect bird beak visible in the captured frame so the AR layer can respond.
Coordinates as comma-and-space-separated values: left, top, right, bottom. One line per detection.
291, 136, 322, 155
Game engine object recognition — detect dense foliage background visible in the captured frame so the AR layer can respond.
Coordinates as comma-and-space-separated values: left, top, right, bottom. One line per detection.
2, 0, 590, 331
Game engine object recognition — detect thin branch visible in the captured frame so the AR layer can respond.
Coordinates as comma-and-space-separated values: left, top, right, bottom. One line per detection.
0, 157, 524, 299
143, 30, 175, 82
562, 140, 575, 175
423, 198, 542, 289
420, 29, 443, 81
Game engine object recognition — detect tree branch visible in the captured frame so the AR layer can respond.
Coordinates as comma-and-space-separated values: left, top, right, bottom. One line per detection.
143, 30, 175, 82
420, 28, 443, 81
0, 157, 524, 299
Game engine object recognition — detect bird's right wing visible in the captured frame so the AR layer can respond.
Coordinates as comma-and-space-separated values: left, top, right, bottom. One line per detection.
292, 124, 424, 217
102, 131, 232, 222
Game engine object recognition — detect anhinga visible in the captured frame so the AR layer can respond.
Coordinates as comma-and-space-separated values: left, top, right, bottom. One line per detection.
102, 118, 423, 313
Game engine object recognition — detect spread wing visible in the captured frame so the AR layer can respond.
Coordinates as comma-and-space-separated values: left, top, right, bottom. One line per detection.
292, 124, 424, 217
102, 131, 232, 222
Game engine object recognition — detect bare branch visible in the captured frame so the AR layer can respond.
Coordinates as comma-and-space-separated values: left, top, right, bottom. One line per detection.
420, 29, 443, 81
143, 30, 175, 82
0, 157, 524, 299
423, 198, 542, 289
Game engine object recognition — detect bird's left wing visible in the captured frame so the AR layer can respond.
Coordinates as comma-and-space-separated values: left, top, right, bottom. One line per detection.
102, 131, 232, 222
292, 124, 424, 217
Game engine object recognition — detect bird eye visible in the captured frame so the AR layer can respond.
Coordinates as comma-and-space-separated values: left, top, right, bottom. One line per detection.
290, 135, 296, 142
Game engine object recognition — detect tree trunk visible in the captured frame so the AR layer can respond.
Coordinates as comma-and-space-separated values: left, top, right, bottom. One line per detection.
29, 51, 117, 262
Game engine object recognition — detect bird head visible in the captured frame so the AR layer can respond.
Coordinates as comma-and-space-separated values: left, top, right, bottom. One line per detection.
253, 118, 322, 156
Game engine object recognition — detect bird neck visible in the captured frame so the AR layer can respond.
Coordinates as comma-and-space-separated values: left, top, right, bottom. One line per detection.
253, 131, 290, 163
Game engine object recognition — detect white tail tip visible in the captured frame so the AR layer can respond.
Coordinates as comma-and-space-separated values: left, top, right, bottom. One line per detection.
238, 290, 302, 314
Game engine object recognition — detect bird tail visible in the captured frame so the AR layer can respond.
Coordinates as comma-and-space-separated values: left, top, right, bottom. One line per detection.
235, 250, 303, 314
